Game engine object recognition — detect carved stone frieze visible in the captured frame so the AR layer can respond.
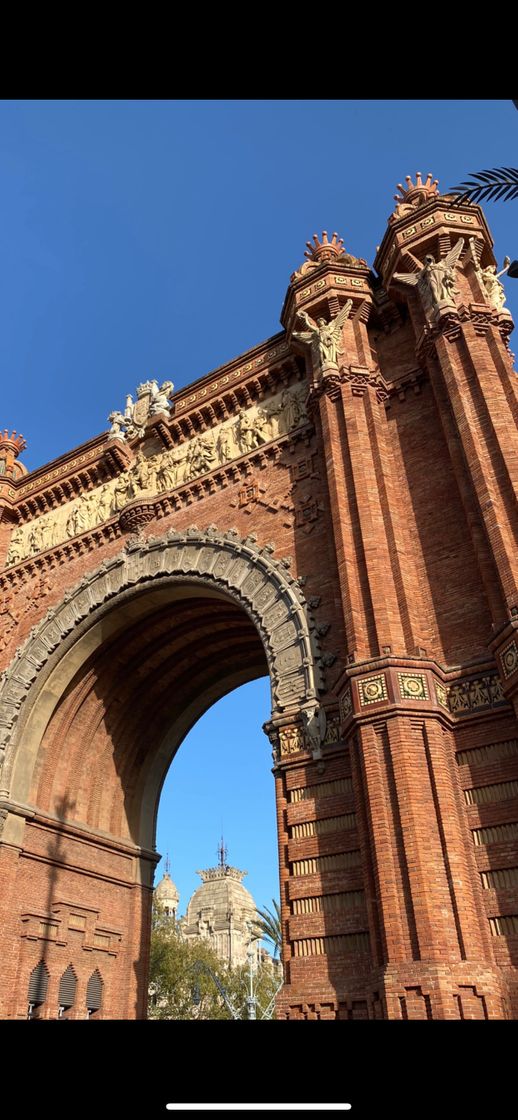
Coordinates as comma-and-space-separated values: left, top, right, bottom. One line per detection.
447, 674, 506, 715
0, 528, 326, 789
5, 383, 310, 569
279, 726, 305, 757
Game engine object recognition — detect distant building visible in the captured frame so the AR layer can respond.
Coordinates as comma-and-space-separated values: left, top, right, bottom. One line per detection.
181, 861, 261, 969
153, 848, 265, 969
154, 867, 179, 921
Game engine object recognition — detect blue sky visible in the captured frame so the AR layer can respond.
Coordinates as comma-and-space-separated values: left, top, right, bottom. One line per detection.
1, 100, 517, 916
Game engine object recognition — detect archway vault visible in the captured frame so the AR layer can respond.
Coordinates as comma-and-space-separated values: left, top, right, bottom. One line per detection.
0, 526, 326, 851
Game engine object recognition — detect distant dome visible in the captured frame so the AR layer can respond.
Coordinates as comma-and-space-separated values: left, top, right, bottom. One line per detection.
182, 862, 260, 968
154, 869, 180, 918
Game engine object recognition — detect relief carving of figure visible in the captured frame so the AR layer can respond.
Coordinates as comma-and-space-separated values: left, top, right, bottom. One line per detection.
292, 300, 352, 373
157, 449, 179, 491
112, 472, 130, 512
66, 500, 89, 539
261, 397, 283, 439
281, 386, 306, 432
237, 411, 268, 454
7, 526, 24, 565
28, 521, 44, 555
188, 433, 216, 477
394, 239, 465, 320
82, 491, 99, 530
96, 483, 113, 524
253, 410, 270, 445
38, 516, 56, 552
128, 449, 153, 496
217, 425, 234, 463
169, 445, 190, 486
145, 454, 160, 493
49, 512, 65, 547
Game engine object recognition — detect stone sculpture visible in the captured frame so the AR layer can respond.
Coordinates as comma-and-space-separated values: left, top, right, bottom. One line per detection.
394, 239, 464, 320
469, 239, 510, 311
292, 301, 352, 373
4, 385, 308, 568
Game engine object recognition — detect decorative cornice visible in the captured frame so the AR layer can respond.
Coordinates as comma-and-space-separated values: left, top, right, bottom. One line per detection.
308, 364, 388, 406
338, 660, 510, 733
197, 866, 246, 883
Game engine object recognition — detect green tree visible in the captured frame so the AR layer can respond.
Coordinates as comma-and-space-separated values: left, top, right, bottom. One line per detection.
149, 905, 230, 1020
148, 904, 282, 1019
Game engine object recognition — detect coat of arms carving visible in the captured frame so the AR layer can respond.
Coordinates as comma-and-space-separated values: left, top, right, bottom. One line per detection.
108, 379, 174, 441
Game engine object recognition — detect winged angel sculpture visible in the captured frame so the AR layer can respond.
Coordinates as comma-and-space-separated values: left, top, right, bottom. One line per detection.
392, 238, 466, 322
292, 300, 353, 374
394, 239, 465, 321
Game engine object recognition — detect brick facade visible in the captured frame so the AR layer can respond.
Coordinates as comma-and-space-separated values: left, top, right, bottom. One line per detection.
0, 180, 517, 1019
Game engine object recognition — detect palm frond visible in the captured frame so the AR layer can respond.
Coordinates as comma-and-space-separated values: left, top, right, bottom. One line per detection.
449, 167, 518, 205
251, 900, 282, 958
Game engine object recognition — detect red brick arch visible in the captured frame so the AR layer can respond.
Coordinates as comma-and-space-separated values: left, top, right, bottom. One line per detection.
0, 526, 325, 819
1, 191, 518, 1020
0, 527, 329, 1019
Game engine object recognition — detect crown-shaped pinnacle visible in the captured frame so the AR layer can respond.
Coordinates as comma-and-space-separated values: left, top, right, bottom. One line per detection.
304, 231, 346, 262
0, 430, 27, 456
393, 172, 439, 205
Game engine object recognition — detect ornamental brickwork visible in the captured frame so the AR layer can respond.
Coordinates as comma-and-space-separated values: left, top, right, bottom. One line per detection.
0, 177, 517, 1020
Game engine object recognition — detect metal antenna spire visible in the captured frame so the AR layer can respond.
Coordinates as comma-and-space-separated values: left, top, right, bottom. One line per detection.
165, 852, 171, 875
217, 836, 228, 868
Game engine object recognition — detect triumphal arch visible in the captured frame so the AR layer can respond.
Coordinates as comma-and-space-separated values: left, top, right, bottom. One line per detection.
1, 176, 517, 1020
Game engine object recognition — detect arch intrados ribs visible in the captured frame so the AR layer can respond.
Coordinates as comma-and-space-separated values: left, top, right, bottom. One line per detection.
46, 611, 263, 762
39, 597, 262, 760
37, 602, 268, 822
99, 626, 266, 803
95, 628, 264, 776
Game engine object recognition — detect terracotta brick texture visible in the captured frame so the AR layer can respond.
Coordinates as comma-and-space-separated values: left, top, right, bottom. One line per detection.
1, 191, 517, 1019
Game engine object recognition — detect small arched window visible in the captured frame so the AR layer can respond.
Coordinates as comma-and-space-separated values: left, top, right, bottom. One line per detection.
27, 960, 49, 1019
86, 969, 103, 1018
58, 964, 77, 1018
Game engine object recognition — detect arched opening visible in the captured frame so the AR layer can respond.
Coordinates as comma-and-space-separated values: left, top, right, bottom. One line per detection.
0, 530, 324, 1018
156, 678, 276, 913
153, 677, 281, 1016
29, 584, 269, 848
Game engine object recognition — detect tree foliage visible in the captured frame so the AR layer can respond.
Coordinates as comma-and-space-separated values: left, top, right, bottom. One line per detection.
148, 904, 281, 1020
449, 168, 518, 205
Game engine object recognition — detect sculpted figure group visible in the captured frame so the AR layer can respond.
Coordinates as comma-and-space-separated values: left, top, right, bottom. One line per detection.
393, 237, 511, 321
108, 379, 175, 440
5, 385, 308, 567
